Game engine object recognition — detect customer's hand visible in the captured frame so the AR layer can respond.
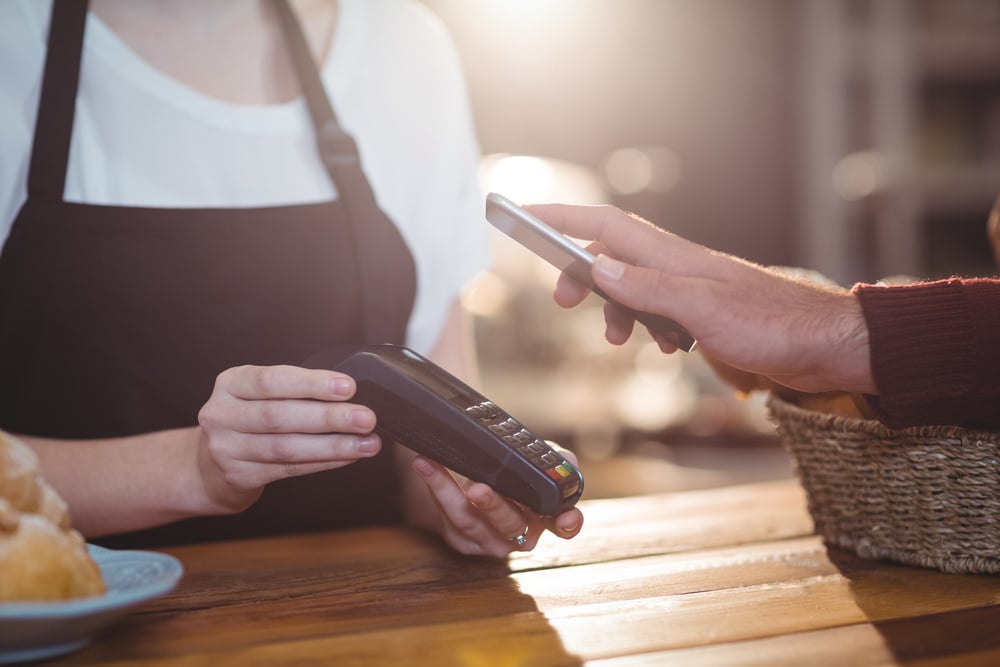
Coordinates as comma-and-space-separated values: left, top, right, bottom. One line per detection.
195, 365, 381, 514
526, 203, 876, 396
404, 446, 584, 558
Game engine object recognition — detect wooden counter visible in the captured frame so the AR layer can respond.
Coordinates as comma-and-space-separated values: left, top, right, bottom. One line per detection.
55, 480, 1000, 666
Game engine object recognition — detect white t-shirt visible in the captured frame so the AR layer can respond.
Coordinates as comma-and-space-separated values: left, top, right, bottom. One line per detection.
0, 0, 490, 354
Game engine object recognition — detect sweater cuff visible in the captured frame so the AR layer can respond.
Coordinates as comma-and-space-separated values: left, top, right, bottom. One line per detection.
852, 279, 974, 428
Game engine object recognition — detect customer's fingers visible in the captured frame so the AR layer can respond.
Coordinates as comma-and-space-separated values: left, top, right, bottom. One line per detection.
554, 240, 612, 308
531, 203, 730, 282
553, 270, 591, 308
593, 254, 702, 324
603, 300, 636, 345
526, 203, 673, 268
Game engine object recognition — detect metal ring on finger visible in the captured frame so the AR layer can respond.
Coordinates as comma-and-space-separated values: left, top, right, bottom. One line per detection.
509, 524, 530, 547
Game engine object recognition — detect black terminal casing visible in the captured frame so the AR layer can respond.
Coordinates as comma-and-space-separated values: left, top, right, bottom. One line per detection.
305, 344, 583, 516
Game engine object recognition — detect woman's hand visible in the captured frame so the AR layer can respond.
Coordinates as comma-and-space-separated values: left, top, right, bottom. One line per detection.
399, 299, 583, 557
402, 447, 584, 558
194, 364, 381, 514
526, 203, 876, 396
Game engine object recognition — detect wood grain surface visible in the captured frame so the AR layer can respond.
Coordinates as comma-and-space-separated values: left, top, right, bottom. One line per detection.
52, 480, 1000, 666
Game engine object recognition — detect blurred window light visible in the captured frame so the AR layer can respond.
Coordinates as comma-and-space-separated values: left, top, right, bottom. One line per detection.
479, 153, 606, 306
460, 270, 510, 318
634, 341, 684, 384
482, 154, 555, 201
605, 147, 651, 195
604, 145, 683, 195
479, 153, 606, 204
567, 307, 619, 356
473, 0, 577, 23
645, 146, 684, 193
612, 371, 698, 432
572, 424, 621, 461
832, 150, 888, 201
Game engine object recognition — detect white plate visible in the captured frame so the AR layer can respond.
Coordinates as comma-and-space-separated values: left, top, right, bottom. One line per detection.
0, 545, 183, 664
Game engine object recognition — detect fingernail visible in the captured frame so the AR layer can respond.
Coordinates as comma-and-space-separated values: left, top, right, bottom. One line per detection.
594, 254, 625, 280
357, 436, 380, 455
560, 517, 582, 534
331, 377, 353, 396
413, 457, 434, 477
352, 408, 375, 430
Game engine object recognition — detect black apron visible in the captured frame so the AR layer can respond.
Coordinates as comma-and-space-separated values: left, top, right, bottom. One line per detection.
0, 0, 417, 547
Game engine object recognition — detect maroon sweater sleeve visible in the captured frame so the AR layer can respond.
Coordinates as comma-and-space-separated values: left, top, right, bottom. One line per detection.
852, 278, 1000, 429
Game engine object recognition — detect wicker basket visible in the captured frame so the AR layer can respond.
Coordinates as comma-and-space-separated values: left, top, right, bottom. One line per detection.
767, 394, 1000, 574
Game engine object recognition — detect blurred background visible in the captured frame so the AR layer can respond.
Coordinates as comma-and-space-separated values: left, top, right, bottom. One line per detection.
420, 0, 1000, 498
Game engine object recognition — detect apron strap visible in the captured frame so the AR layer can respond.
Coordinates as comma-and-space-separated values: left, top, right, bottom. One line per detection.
274, 0, 409, 345
24, 0, 412, 345
27, 0, 89, 201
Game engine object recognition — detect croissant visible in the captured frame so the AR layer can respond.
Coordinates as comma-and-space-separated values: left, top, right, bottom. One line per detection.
0, 430, 105, 601
0, 429, 70, 529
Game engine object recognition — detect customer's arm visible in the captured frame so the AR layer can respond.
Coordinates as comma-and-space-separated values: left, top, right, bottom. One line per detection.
856, 278, 1000, 428
529, 203, 1000, 429
527, 203, 874, 395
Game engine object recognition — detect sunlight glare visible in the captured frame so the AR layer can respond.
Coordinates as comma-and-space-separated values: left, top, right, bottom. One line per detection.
476, 0, 577, 22
479, 154, 606, 204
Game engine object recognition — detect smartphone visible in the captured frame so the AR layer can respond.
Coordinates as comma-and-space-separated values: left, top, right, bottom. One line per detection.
305, 344, 584, 516
485, 192, 698, 352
